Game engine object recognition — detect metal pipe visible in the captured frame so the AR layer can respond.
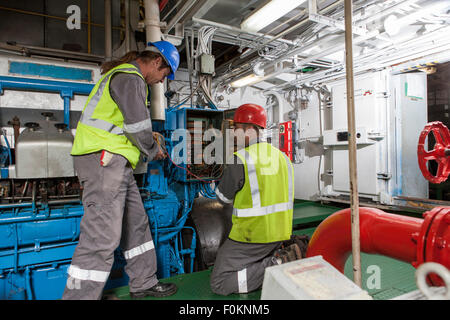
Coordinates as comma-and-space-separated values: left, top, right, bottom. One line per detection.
104, 0, 112, 61
0, 76, 93, 95
125, 0, 131, 52
161, 0, 184, 22
192, 17, 296, 47
87, 0, 91, 54
165, 0, 198, 35
0, 76, 93, 128
0, 198, 82, 210
144, 0, 166, 121
307, 206, 450, 288
185, 31, 194, 108
344, 0, 362, 288
25, 267, 33, 300
306, 207, 423, 272
62, 96, 71, 128
7, 116, 20, 160
240, 0, 344, 59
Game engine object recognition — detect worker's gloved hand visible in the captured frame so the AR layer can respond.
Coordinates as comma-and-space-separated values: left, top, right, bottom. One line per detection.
152, 132, 165, 145
152, 132, 167, 160
154, 148, 166, 161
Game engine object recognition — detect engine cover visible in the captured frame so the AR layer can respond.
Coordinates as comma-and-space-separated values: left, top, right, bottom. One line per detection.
15, 116, 74, 178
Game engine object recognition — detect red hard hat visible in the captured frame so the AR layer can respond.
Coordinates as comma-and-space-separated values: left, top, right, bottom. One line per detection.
233, 103, 267, 129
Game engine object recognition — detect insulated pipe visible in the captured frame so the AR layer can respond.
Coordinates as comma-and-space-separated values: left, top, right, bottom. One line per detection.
144, 0, 166, 121
306, 207, 450, 286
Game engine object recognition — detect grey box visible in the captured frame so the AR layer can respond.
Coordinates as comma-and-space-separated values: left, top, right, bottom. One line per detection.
261, 256, 372, 300
15, 119, 75, 179
200, 54, 215, 75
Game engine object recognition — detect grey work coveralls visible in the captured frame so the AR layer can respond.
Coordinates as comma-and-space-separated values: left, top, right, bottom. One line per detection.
62, 61, 159, 300
211, 143, 283, 296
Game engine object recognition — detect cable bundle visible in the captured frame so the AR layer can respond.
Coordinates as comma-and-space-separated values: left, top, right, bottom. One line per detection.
195, 26, 217, 108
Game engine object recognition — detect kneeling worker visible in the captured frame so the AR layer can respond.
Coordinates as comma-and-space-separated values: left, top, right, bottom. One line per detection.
211, 103, 307, 296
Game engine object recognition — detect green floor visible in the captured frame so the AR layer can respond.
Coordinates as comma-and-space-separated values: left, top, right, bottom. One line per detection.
106, 201, 418, 300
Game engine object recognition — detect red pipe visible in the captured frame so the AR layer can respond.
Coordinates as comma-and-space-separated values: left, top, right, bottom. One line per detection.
306, 207, 423, 273
306, 206, 450, 288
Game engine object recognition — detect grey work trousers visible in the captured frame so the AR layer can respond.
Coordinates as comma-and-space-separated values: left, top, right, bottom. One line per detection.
62, 152, 158, 300
210, 238, 281, 296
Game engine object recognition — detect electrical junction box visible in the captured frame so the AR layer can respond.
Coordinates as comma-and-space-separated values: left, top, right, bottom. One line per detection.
279, 121, 293, 161
200, 54, 215, 75
261, 256, 373, 300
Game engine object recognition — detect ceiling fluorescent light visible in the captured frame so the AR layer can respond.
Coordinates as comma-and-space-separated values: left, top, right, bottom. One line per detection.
230, 74, 263, 88
241, 0, 307, 33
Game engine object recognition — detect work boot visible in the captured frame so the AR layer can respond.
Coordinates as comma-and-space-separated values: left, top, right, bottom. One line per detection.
273, 243, 303, 264
272, 234, 310, 265
282, 235, 310, 257
130, 282, 177, 299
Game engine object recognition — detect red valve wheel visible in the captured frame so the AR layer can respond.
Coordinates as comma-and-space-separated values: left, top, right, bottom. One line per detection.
417, 121, 450, 184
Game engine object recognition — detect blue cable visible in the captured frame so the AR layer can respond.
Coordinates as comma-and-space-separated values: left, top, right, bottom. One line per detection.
1, 131, 12, 166
201, 183, 216, 199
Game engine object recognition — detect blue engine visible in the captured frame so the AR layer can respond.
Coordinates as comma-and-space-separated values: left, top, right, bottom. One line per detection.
0, 69, 223, 299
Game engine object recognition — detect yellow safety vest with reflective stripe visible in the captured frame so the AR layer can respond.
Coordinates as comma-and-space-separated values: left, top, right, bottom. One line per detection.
229, 142, 294, 243
71, 63, 148, 169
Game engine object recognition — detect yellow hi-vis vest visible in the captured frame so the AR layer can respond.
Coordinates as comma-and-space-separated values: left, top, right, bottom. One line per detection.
229, 142, 294, 243
71, 63, 148, 169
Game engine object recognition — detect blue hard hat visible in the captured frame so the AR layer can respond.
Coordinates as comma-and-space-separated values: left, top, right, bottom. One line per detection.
147, 41, 180, 80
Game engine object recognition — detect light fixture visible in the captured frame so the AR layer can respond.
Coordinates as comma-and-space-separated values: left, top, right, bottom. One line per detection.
241, 0, 307, 33
230, 74, 263, 88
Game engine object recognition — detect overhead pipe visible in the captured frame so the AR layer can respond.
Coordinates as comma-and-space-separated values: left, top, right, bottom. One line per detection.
104, 0, 112, 61
0, 76, 93, 128
306, 206, 450, 287
239, 0, 346, 59
144, 0, 166, 121
124, 0, 131, 52
165, 0, 198, 35
192, 17, 296, 47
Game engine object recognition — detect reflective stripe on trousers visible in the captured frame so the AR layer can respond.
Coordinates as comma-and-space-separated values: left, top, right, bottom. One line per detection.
67, 265, 110, 283
237, 268, 248, 293
124, 240, 155, 260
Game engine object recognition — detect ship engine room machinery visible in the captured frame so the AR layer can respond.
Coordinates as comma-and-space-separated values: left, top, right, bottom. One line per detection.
0, 0, 450, 300
0, 66, 236, 299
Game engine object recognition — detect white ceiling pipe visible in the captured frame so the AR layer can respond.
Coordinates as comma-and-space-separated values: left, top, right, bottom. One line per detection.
192, 17, 296, 46
232, 1, 438, 85
144, 0, 166, 121
165, 0, 198, 35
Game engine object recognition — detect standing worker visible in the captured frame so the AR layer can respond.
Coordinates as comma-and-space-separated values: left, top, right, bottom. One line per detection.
63, 41, 180, 300
211, 103, 308, 296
